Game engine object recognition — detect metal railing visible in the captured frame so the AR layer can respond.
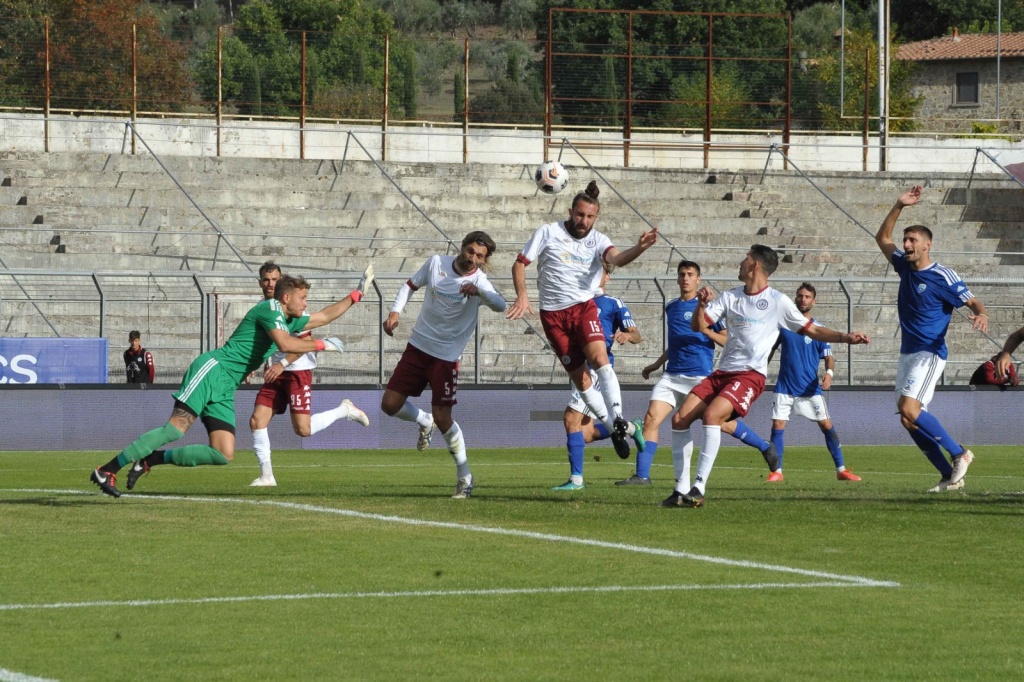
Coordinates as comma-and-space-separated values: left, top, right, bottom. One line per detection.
2, 270, 1021, 387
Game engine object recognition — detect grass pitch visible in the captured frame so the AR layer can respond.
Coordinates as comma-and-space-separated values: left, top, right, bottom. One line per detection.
1, 445, 1022, 680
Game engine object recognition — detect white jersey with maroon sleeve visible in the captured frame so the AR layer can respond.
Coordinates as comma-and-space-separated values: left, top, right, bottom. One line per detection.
405, 254, 505, 362
704, 286, 812, 376
518, 221, 614, 311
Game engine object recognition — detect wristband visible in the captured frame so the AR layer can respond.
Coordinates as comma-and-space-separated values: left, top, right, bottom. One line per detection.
314, 339, 326, 352
825, 369, 834, 377
278, 359, 289, 370
350, 289, 363, 303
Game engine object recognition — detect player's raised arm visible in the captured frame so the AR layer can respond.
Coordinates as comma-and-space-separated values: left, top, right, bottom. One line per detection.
877, 186, 921, 264
304, 264, 375, 330
605, 227, 658, 268
506, 258, 534, 320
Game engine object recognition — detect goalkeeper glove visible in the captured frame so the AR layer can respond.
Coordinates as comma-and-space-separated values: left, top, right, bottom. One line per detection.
314, 337, 345, 353
350, 263, 374, 303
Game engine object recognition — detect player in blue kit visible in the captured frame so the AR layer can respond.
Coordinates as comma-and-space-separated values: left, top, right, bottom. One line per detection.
877, 185, 989, 492
623, 260, 749, 488
758, 283, 860, 482
554, 264, 643, 490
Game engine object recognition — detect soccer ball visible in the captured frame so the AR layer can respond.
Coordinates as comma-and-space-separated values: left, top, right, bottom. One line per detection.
535, 160, 569, 194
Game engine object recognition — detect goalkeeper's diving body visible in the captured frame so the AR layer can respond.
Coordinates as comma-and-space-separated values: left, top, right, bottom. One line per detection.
89, 269, 374, 498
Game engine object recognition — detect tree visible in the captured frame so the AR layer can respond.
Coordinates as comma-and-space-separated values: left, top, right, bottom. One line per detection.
0, 0, 193, 111
891, 1, 1024, 41
665, 63, 752, 129
535, 0, 792, 128
813, 27, 920, 132
194, 0, 417, 118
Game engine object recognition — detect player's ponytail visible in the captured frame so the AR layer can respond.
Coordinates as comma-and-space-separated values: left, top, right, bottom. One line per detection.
572, 181, 600, 211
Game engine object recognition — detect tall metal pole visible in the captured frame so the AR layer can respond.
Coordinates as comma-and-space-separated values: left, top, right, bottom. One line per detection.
704, 14, 713, 170
997, 0, 1002, 123
300, 32, 306, 160
625, 11, 633, 167
463, 38, 469, 164
131, 24, 138, 155
877, 0, 889, 171
381, 34, 389, 162
43, 18, 50, 153
840, 0, 846, 118
216, 26, 222, 157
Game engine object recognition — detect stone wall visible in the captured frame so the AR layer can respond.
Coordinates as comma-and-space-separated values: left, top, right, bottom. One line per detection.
909, 58, 1024, 133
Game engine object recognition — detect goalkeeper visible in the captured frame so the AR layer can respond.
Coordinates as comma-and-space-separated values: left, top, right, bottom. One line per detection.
89, 269, 373, 498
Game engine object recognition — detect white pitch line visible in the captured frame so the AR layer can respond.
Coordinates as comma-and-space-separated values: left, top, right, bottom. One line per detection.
6, 489, 899, 588
0, 581, 879, 613
0, 667, 58, 682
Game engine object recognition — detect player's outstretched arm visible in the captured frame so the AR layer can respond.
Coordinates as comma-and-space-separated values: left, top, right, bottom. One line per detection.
803, 324, 869, 346
605, 227, 659, 268
267, 328, 321, 354
506, 259, 534, 320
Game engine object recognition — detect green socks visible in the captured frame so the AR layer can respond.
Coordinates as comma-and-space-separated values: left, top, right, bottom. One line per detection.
163, 445, 230, 467
116, 422, 185, 468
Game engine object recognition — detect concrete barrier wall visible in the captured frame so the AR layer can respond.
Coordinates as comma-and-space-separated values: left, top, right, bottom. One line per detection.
0, 113, 1012, 174
1, 384, 1019, 451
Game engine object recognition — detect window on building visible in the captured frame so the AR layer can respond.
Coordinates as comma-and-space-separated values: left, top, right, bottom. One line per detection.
955, 72, 979, 105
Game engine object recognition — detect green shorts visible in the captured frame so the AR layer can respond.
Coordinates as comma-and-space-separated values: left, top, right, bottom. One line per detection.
171, 353, 239, 427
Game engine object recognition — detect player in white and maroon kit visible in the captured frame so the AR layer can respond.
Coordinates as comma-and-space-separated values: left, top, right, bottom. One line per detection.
507, 181, 658, 460
381, 231, 506, 499
248, 261, 370, 487
662, 245, 870, 508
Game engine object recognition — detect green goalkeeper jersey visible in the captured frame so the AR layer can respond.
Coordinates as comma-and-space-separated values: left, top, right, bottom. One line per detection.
211, 299, 309, 384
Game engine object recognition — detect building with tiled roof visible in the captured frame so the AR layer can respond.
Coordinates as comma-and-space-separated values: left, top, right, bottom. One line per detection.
897, 29, 1024, 133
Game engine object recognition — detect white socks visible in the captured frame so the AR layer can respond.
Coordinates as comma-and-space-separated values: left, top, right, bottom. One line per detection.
252, 427, 273, 477
594, 364, 624, 427
309, 401, 351, 436
672, 429, 692, 493
579, 385, 609, 426
443, 422, 471, 480
692, 425, 722, 495
395, 400, 433, 429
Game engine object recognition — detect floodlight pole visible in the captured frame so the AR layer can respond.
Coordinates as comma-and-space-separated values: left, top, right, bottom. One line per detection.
877, 0, 890, 171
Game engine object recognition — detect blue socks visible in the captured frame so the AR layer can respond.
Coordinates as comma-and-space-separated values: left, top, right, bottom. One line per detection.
771, 428, 785, 469
823, 426, 844, 469
567, 431, 585, 477
593, 423, 610, 441
731, 420, 771, 452
909, 427, 953, 478
912, 412, 964, 457
636, 440, 657, 479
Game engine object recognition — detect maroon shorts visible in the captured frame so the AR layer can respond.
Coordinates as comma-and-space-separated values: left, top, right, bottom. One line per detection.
386, 344, 459, 407
540, 300, 606, 371
690, 370, 766, 417
254, 369, 313, 415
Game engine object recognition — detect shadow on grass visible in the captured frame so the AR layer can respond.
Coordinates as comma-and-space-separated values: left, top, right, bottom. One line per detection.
0, 497, 96, 507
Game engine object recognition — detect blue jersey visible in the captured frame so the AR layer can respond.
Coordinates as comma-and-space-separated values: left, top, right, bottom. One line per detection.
664, 297, 722, 376
774, 321, 831, 397
892, 251, 973, 359
594, 293, 635, 366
